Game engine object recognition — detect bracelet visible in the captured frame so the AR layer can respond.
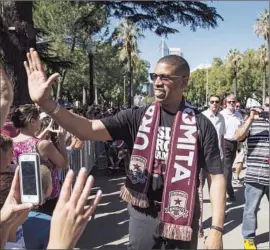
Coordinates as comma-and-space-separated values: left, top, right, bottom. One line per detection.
47, 102, 60, 116
210, 225, 224, 234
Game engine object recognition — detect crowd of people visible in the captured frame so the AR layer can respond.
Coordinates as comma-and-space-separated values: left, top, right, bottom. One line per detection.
0, 61, 102, 249
0, 48, 269, 250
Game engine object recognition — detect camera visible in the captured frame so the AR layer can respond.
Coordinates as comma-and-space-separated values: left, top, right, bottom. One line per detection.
258, 111, 269, 119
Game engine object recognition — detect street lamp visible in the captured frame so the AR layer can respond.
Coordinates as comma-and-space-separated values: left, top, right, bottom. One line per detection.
200, 63, 211, 106
116, 87, 121, 108
123, 75, 126, 104
86, 40, 97, 105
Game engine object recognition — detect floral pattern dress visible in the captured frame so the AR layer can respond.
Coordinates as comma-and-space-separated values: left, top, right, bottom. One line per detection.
13, 137, 60, 199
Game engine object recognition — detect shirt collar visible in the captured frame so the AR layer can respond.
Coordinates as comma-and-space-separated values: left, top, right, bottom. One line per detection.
206, 108, 218, 117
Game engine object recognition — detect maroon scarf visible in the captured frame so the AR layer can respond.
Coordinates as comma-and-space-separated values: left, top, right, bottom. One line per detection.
120, 101, 198, 241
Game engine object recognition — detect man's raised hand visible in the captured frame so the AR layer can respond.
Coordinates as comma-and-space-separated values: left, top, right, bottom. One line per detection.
24, 48, 59, 104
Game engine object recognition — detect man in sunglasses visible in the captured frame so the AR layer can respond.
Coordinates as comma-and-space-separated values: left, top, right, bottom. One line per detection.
24, 49, 225, 250
220, 94, 243, 202
234, 96, 269, 249
202, 95, 225, 186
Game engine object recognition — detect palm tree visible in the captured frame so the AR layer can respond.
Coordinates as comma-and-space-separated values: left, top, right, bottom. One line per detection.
226, 49, 243, 98
256, 44, 269, 105
114, 20, 144, 107
254, 9, 269, 104
254, 9, 269, 43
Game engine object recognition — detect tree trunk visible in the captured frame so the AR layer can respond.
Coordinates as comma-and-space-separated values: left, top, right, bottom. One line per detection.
262, 64, 266, 105
0, 1, 36, 106
127, 51, 133, 107
56, 36, 76, 101
88, 53, 94, 105
82, 86, 87, 105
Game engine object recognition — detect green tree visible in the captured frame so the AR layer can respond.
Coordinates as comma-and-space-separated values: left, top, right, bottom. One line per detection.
208, 59, 231, 98
0, 1, 35, 105
255, 44, 268, 104
1, 1, 224, 105
94, 1, 223, 36
133, 59, 150, 96
226, 49, 243, 98
185, 69, 208, 106
254, 9, 269, 43
33, 1, 107, 101
113, 20, 144, 107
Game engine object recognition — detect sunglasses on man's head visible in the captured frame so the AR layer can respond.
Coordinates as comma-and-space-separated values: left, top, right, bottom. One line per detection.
227, 101, 236, 104
210, 100, 220, 104
150, 73, 183, 81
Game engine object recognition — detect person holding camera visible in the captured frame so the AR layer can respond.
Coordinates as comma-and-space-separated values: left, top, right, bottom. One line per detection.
234, 97, 269, 250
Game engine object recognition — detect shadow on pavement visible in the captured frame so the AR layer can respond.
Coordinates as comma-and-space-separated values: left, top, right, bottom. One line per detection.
256, 232, 269, 245
76, 173, 129, 249
203, 185, 246, 235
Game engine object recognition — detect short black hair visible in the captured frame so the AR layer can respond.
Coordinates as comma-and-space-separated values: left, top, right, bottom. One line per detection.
157, 55, 190, 76
209, 95, 221, 102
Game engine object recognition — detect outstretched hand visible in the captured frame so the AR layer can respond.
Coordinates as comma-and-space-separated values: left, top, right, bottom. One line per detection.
24, 48, 59, 104
47, 168, 102, 249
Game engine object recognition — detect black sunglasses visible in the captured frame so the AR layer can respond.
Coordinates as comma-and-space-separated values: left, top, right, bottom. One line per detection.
150, 73, 183, 81
210, 100, 220, 104
227, 101, 236, 104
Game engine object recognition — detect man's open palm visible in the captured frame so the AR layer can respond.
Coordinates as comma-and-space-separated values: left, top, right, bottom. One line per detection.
24, 48, 59, 104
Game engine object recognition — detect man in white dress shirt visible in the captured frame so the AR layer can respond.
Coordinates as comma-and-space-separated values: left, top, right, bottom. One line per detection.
220, 94, 243, 201
202, 95, 225, 188
202, 95, 225, 161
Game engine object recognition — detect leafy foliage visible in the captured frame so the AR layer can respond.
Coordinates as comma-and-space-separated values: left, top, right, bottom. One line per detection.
254, 9, 269, 42
30, 0, 224, 105
185, 47, 269, 107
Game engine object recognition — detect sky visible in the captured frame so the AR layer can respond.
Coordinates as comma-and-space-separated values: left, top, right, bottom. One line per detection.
136, 1, 269, 72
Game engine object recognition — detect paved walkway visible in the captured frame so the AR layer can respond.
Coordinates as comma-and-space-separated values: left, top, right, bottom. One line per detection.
77, 172, 269, 249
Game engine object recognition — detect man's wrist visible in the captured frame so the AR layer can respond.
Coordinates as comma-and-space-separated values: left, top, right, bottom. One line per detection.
210, 225, 224, 235
38, 99, 57, 114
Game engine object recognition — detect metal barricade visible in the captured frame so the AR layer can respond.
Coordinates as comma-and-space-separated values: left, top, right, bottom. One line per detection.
58, 141, 105, 183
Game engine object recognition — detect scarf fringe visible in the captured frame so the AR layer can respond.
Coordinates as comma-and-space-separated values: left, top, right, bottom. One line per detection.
120, 185, 149, 208
156, 222, 193, 241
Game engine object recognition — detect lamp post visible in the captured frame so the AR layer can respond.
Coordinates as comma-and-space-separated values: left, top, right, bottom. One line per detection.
202, 63, 211, 106
86, 40, 96, 106
116, 87, 121, 108
123, 75, 126, 104
205, 67, 209, 106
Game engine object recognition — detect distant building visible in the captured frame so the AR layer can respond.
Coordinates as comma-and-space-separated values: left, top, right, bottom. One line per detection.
160, 38, 170, 57
160, 39, 183, 57
169, 48, 183, 56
